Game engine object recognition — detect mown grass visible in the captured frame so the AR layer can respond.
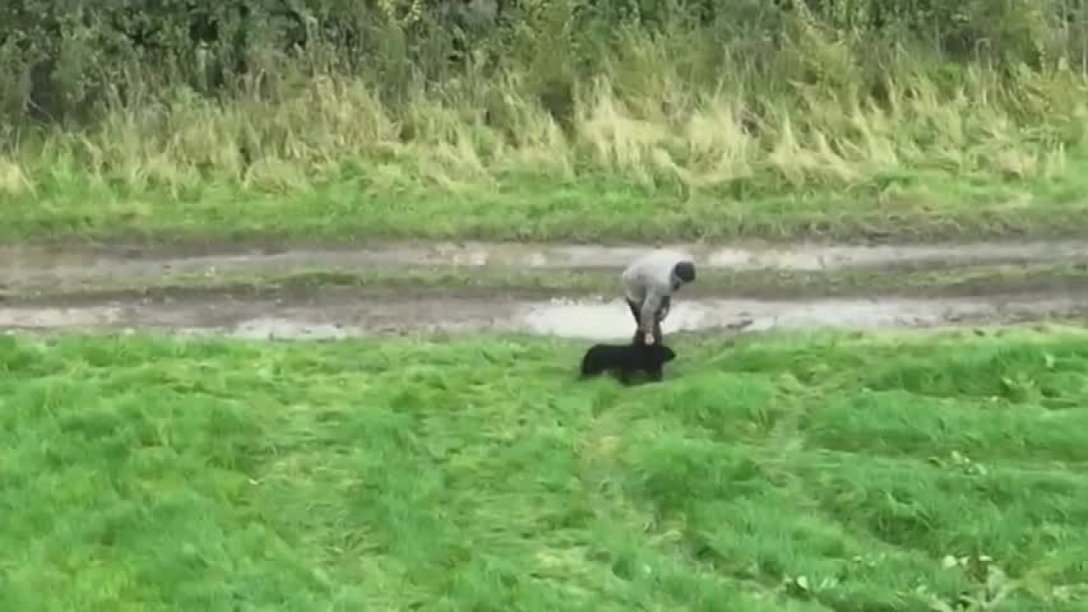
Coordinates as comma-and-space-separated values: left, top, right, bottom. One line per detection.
7, 17, 1088, 244
2, 327, 1088, 610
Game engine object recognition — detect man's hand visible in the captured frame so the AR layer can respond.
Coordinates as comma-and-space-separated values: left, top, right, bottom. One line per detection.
644, 332, 655, 345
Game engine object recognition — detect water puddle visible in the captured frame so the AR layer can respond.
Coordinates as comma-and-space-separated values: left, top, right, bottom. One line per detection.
0, 293, 1081, 340
516, 296, 1079, 339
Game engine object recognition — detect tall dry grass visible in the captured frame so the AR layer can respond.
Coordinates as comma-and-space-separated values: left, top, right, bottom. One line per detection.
3, 12, 1088, 203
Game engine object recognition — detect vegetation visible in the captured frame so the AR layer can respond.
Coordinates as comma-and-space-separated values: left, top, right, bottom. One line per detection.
1, 328, 1087, 609
5, 1, 1088, 242
7, 7, 1086, 610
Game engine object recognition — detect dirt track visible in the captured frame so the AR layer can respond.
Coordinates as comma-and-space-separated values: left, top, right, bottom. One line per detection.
6, 239, 1088, 285
2, 240, 1087, 339
1, 290, 1085, 340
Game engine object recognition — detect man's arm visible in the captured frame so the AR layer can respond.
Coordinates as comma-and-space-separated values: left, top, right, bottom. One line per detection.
640, 290, 662, 335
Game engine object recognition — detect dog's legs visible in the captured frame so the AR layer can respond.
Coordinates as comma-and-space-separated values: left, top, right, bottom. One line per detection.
646, 366, 664, 382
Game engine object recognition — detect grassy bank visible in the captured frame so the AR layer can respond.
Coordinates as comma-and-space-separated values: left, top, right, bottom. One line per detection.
6, 6, 1088, 244
2, 328, 1088, 609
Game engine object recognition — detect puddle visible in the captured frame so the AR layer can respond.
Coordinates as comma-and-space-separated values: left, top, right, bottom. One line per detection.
6, 239, 1088, 290
3, 239, 1084, 339
517, 296, 1080, 339
0, 293, 1082, 340
230, 319, 353, 341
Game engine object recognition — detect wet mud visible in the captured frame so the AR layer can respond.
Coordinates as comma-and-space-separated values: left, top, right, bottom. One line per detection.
6, 239, 1088, 289
4, 240, 1087, 339
1, 291, 1084, 340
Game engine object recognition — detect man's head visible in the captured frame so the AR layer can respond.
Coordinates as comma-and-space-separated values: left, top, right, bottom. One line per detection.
672, 261, 695, 289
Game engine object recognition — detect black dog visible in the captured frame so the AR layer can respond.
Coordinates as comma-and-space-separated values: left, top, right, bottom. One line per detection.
580, 342, 677, 385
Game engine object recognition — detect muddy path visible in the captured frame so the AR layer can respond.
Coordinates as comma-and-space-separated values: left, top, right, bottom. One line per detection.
3, 239, 1088, 338
7, 239, 1088, 289
1, 287, 1084, 340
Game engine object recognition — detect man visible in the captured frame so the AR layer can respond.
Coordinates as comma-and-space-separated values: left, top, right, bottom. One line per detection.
621, 248, 696, 346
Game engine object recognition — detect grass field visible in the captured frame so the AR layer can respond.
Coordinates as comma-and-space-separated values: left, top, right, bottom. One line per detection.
6, 156, 1088, 245
2, 328, 1087, 610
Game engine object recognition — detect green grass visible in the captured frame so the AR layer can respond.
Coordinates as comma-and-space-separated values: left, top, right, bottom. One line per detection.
3, 327, 1088, 609
6, 164, 1088, 245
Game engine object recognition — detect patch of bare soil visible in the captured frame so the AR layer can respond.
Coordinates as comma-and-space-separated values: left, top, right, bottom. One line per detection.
3, 240, 1087, 338
6, 239, 1088, 290
1, 290, 1085, 340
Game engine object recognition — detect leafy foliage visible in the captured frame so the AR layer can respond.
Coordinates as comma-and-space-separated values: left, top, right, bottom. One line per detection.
2, 0, 1086, 123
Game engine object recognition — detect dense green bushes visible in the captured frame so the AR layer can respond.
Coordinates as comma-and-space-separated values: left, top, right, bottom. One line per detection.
3, 0, 1088, 244
3, 0, 1087, 125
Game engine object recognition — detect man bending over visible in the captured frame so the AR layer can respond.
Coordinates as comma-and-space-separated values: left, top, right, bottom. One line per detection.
621, 249, 696, 346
